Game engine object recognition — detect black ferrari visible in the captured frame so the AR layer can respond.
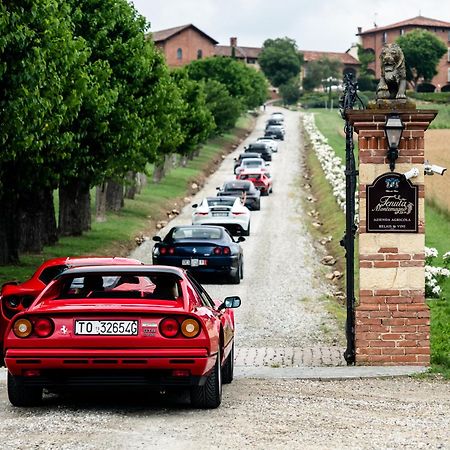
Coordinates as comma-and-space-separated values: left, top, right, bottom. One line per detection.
152, 225, 244, 284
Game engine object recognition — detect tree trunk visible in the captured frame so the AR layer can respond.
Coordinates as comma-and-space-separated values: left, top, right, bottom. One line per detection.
135, 173, 147, 194
0, 189, 20, 264
124, 171, 137, 200
180, 155, 188, 167
18, 187, 57, 252
58, 179, 91, 236
105, 180, 124, 212
153, 161, 165, 183
95, 183, 107, 222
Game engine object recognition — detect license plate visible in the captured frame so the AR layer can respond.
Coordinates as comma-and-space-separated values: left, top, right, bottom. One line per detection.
75, 320, 138, 335
212, 212, 228, 217
182, 259, 207, 267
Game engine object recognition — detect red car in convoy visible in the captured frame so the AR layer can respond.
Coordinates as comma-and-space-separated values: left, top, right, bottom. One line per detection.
4, 265, 240, 408
237, 169, 273, 196
0, 256, 142, 362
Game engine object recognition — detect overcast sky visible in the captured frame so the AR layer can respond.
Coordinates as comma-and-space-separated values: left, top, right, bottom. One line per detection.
130, 0, 450, 52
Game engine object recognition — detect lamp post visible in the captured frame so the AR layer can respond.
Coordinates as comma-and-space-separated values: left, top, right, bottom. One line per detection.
384, 114, 404, 171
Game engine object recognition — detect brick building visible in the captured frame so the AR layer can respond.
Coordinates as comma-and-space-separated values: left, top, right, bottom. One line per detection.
151, 24, 218, 67
357, 16, 450, 91
215, 38, 261, 67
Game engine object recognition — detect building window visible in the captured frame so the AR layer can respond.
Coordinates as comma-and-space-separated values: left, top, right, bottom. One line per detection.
400, 29, 404, 36
382, 32, 387, 43
177, 48, 182, 60
197, 49, 203, 59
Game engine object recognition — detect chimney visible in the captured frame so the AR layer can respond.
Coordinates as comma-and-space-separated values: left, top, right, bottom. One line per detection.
357, 27, 362, 34
230, 37, 237, 47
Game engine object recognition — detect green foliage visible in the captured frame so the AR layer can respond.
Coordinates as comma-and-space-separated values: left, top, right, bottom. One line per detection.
299, 92, 341, 110
187, 57, 267, 110
203, 80, 242, 134
259, 37, 303, 87
357, 44, 375, 77
397, 30, 447, 89
357, 76, 377, 92
302, 57, 342, 91
408, 92, 450, 104
279, 78, 301, 105
416, 103, 450, 129
170, 69, 215, 156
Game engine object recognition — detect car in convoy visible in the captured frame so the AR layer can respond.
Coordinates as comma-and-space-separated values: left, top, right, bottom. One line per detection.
217, 180, 261, 211
244, 142, 272, 162
233, 152, 261, 173
265, 118, 284, 129
270, 112, 284, 122
237, 169, 273, 196
0, 256, 142, 364
152, 225, 244, 283
256, 136, 279, 153
192, 197, 251, 236
235, 157, 270, 177
3, 265, 241, 408
265, 125, 285, 141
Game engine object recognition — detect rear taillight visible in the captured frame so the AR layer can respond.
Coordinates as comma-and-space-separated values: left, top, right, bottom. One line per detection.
159, 318, 179, 338
13, 318, 33, 338
195, 211, 209, 216
232, 212, 246, 215
223, 247, 231, 255
168, 247, 175, 255
33, 318, 54, 338
5, 296, 21, 309
213, 247, 222, 255
181, 318, 201, 338
160, 247, 167, 255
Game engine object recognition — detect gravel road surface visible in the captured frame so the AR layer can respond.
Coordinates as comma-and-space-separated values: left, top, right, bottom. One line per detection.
1, 107, 448, 449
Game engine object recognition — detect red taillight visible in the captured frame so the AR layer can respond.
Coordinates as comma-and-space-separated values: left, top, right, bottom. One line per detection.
160, 247, 167, 255
168, 247, 175, 255
195, 212, 209, 216
213, 247, 222, 255
159, 318, 179, 338
223, 247, 231, 255
232, 212, 246, 215
33, 318, 54, 338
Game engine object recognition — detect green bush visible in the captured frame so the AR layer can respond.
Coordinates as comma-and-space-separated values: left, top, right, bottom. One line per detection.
299, 92, 340, 109
408, 91, 450, 103
357, 76, 377, 92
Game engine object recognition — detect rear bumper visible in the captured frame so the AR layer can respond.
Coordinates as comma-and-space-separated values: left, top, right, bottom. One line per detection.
154, 255, 238, 273
5, 348, 216, 387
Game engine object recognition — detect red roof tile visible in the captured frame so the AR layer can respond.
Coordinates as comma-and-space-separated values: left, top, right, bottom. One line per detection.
301, 50, 360, 66
151, 24, 218, 44
214, 45, 261, 59
358, 15, 450, 35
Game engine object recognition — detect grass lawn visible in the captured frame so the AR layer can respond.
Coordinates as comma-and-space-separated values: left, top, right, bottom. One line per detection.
417, 103, 450, 129
0, 115, 254, 285
307, 108, 450, 375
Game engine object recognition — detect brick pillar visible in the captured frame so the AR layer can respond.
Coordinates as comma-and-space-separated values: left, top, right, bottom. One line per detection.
348, 109, 437, 366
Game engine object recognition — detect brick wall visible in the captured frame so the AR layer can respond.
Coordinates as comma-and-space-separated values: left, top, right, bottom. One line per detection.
348, 109, 437, 365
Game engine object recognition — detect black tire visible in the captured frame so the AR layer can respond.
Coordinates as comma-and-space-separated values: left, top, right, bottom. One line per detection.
191, 349, 222, 408
7, 373, 43, 407
254, 200, 261, 211
240, 260, 244, 279
222, 343, 234, 384
229, 263, 241, 284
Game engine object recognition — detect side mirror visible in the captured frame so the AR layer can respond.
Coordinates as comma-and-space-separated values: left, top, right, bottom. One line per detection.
152, 236, 162, 242
192, 204, 198, 208
237, 236, 246, 243
218, 296, 241, 310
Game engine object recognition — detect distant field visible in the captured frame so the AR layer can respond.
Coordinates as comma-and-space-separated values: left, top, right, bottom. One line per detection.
418, 103, 450, 129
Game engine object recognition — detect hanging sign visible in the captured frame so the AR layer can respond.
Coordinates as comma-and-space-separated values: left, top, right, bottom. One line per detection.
366, 172, 418, 233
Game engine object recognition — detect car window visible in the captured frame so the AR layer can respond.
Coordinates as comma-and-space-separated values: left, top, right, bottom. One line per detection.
39, 265, 68, 285
207, 198, 235, 207
173, 227, 222, 240
186, 273, 215, 308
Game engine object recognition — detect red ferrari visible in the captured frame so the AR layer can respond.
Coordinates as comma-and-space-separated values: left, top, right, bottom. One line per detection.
237, 169, 273, 196
4, 265, 240, 408
0, 256, 143, 363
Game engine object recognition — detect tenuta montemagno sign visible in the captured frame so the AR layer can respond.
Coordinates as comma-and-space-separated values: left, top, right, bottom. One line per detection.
366, 172, 418, 233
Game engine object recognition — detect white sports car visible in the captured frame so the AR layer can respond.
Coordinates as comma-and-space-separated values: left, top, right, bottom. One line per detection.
235, 157, 270, 176
256, 137, 279, 153
192, 197, 251, 236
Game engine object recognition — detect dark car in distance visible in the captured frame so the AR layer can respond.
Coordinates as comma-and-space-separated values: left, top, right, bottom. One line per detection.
244, 143, 272, 161
217, 180, 261, 211
265, 125, 284, 141
152, 226, 244, 284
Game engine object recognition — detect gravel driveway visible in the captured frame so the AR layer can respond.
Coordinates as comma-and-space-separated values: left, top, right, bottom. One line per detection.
0, 107, 448, 449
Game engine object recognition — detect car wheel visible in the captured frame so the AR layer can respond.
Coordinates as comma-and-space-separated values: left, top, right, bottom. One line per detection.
191, 349, 222, 409
254, 200, 261, 211
240, 260, 244, 279
230, 264, 241, 284
222, 343, 235, 384
243, 222, 250, 236
7, 373, 43, 407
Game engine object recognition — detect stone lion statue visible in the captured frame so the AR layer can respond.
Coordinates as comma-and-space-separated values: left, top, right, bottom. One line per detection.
376, 43, 407, 100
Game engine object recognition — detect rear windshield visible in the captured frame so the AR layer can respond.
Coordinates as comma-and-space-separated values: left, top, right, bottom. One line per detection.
45, 273, 182, 300
247, 144, 268, 152
224, 182, 250, 191
207, 198, 235, 207
240, 174, 261, 180
172, 227, 222, 240
244, 161, 263, 167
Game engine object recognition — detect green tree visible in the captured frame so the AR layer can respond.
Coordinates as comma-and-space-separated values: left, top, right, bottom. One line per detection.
279, 78, 301, 105
357, 44, 375, 77
302, 57, 342, 91
258, 37, 303, 87
397, 29, 447, 90
187, 57, 267, 111
203, 80, 242, 134
0, 0, 90, 262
